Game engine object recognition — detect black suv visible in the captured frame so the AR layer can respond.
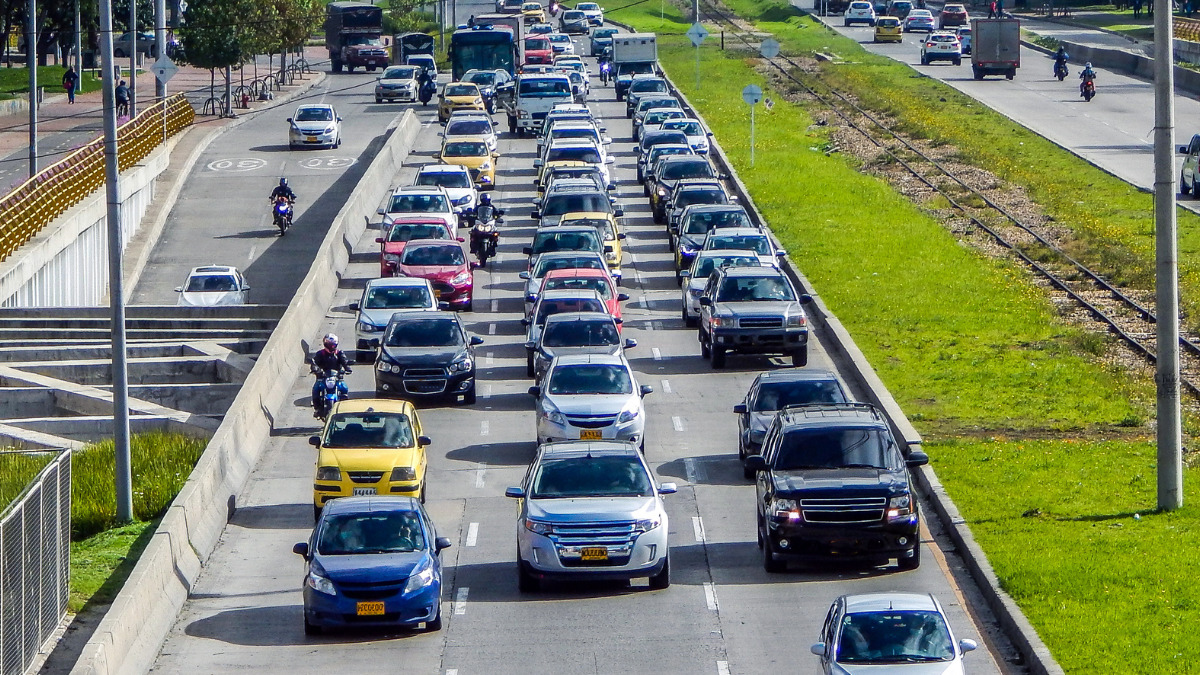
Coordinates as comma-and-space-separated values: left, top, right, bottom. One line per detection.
649, 156, 718, 224
374, 311, 484, 404
745, 403, 929, 572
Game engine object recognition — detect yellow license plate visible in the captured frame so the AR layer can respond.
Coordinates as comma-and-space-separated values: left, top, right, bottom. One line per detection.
580, 429, 602, 440
580, 547, 607, 561
356, 601, 385, 616
306, 136, 317, 142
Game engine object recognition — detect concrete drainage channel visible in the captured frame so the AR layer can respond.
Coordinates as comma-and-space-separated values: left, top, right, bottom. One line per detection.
67, 109, 423, 675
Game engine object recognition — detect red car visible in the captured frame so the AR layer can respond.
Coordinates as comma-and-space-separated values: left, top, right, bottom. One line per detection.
524, 36, 554, 64
938, 3, 968, 27
375, 218, 462, 277
538, 267, 627, 329
394, 240, 476, 311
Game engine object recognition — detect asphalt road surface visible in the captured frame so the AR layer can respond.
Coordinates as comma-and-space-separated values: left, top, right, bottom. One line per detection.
145, 20, 1013, 675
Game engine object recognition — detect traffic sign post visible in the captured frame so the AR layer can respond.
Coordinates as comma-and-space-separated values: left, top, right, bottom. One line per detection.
152, 55, 178, 86
742, 84, 762, 167
687, 22, 709, 91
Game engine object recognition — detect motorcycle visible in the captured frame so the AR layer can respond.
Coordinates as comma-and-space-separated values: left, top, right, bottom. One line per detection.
312, 368, 349, 420
469, 211, 503, 267
1080, 76, 1096, 102
599, 60, 611, 86
272, 196, 294, 235
419, 79, 436, 105
549, 1, 560, 16
1054, 60, 1068, 81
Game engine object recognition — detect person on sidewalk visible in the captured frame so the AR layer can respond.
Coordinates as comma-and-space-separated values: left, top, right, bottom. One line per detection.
987, 0, 997, 17
995, 0, 1004, 15
61, 67, 78, 104
115, 80, 130, 117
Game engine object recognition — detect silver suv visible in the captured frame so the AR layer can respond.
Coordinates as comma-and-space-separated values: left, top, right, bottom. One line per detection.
505, 440, 676, 592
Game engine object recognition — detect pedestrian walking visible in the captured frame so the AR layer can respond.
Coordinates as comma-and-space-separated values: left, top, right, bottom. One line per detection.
115, 80, 129, 117
987, 0, 997, 17
996, 0, 1004, 15
61, 66, 78, 104
1133, 0, 1143, 18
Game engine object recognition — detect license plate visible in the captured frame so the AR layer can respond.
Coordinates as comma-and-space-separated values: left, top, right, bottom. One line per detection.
356, 601, 385, 616
352, 487, 376, 496
580, 547, 607, 561
580, 429, 602, 440
306, 136, 317, 142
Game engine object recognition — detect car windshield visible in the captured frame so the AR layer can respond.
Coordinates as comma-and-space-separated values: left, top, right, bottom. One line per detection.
548, 34, 570, 43
564, 10, 585, 18
444, 141, 488, 157
536, 297, 606, 324
547, 363, 632, 395
752, 380, 848, 412
402, 244, 465, 266
773, 427, 896, 471
930, 35, 957, 42
580, 2, 600, 9
878, 17, 899, 25
383, 66, 417, 79
676, 189, 727, 209
551, 127, 598, 143
631, 79, 668, 94
661, 161, 714, 181
664, 121, 703, 136
533, 230, 602, 253
322, 411, 415, 448
542, 319, 619, 347
385, 317, 464, 347
716, 275, 796, 301
693, 254, 759, 278
447, 119, 493, 136
526, 37, 551, 50
363, 285, 434, 310
416, 171, 472, 189
530, 455, 653, 498
646, 110, 685, 125
534, 255, 606, 277
543, 192, 611, 216
389, 193, 449, 213
649, 146, 692, 163
184, 275, 238, 292
295, 107, 333, 122
466, 71, 497, 85
638, 98, 678, 114
642, 132, 688, 151
543, 276, 612, 299
545, 146, 602, 164
594, 28, 617, 37
520, 79, 572, 97
708, 234, 772, 255
837, 611, 955, 663
445, 84, 477, 97
386, 222, 450, 242
317, 512, 425, 555
346, 36, 383, 46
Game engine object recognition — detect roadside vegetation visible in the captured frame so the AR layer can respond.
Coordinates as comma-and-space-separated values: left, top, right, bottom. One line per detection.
0, 65, 103, 98
607, 0, 1200, 671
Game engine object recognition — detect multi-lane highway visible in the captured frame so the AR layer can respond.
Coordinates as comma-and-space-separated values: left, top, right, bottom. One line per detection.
140, 18, 1016, 675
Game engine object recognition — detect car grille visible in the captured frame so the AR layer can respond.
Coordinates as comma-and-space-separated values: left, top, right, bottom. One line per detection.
548, 521, 638, 566
336, 576, 406, 600
432, 281, 456, 296
347, 471, 385, 484
405, 379, 448, 395
800, 497, 887, 524
405, 367, 447, 378
531, 111, 548, 120
565, 413, 618, 428
739, 317, 784, 329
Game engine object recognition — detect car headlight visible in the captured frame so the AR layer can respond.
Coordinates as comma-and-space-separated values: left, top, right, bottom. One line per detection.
688, 287, 703, 297
403, 556, 435, 595
787, 312, 807, 327
770, 498, 801, 520
633, 516, 661, 533
888, 494, 914, 520
358, 320, 378, 333
306, 569, 337, 596
323, 126, 336, 135
617, 401, 640, 424
450, 354, 473, 372
390, 466, 418, 482
679, 241, 698, 254
473, 98, 483, 105
525, 518, 554, 535
315, 466, 341, 481
657, 186, 668, 197
450, 271, 471, 285
606, 251, 618, 262
709, 315, 728, 327
541, 400, 565, 426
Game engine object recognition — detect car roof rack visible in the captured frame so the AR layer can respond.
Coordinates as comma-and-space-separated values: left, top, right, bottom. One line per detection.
779, 402, 884, 421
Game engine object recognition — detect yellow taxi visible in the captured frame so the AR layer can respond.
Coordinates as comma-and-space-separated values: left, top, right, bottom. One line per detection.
439, 135, 499, 189
522, 1, 547, 23
310, 399, 430, 518
874, 16, 903, 43
437, 82, 486, 124
560, 211, 624, 277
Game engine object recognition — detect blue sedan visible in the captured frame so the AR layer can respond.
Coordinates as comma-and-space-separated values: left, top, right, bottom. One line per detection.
293, 496, 452, 634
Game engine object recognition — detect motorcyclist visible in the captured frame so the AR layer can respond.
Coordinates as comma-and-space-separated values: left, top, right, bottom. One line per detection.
473, 193, 502, 224
310, 333, 351, 415
270, 177, 296, 203
1079, 61, 1096, 96
1053, 46, 1069, 77
598, 52, 612, 84
417, 68, 436, 104
470, 195, 502, 263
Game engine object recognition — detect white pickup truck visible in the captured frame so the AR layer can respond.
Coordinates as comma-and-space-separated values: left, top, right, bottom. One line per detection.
499, 73, 574, 136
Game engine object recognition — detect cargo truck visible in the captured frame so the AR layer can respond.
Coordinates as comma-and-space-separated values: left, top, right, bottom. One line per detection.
325, 2, 386, 73
611, 33, 658, 100
392, 31, 435, 65
970, 18, 1020, 80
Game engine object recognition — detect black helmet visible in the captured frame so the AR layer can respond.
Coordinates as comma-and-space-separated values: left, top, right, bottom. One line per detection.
479, 194, 491, 205
279, 177, 288, 187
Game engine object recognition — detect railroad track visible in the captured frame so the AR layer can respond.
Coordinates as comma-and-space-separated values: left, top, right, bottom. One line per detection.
694, 0, 1200, 400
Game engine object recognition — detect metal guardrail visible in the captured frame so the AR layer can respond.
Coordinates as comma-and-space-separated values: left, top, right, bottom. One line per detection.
0, 93, 195, 266
1176, 15, 1200, 40
0, 449, 71, 675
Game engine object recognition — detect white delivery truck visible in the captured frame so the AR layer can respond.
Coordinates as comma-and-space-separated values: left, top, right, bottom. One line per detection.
500, 73, 574, 135
970, 18, 1020, 80
611, 33, 658, 100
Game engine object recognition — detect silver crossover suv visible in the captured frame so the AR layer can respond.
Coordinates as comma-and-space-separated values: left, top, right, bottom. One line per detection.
505, 440, 676, 591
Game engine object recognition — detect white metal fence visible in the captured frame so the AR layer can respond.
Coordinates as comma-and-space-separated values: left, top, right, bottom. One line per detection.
0, 450, 70, 675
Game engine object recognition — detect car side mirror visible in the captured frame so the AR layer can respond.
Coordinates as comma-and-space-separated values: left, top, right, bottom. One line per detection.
292, 542, 309, 557
605, 156, 615, 164
604, 245, 613, 253
614, 207, 624, 216
173, 286, 183, 293
617, 232, 626, 240
1180, 145, 1190, 154
505, 486, 526, 498
669, 225, 679, 234
906, 450, 930, 467
602, 136, 612, 144
377, 207, 386, 215
607, 183, 617, 191
524, 341, 537, 350
374, 237, 384, 244
286, 117, 293, 122
639, 384, 653, 397
810, 643, 827, 657
745, 455, 767, 472
523, 246, 534, 255
519, 271, 531, 279
959, 639, 978, 653
613, 317, 623, 325
308, 435, 321, 447
617, 293, 629, 301
657, 482, 677, 495
678, 269, 690, 278
337, 117, 343, 122
719, 173, 730, 180
349, 302, 360, 311
733, 403, 748, 414
800, 294, 813, 304
434, 536, 453, 552
470, 335, 485, 345
776, 249, 786, 257
531, 210, 541, 219
533, 159, 544, 167
520, 317, 530, 326
698, 296, 711, 306
624, 338, 637, 348
457, 237, 466, 243
470, 261, 481, 269
528, 385, 541, 397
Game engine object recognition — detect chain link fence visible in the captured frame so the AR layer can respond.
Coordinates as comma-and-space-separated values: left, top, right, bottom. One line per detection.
0, 450, 70, 675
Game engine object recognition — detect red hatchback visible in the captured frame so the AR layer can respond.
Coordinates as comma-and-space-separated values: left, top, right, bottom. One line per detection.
524, 36, 554, 64
395, 240, 476, 311
538, 267, 627, 328
376, 218, 462, 277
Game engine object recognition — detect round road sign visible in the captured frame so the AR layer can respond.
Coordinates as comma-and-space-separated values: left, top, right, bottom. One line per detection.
742, 84, 763, 105
760, 38, 780, 59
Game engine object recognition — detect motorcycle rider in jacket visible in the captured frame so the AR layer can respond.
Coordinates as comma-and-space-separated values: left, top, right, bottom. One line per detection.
311, 333, 351, 415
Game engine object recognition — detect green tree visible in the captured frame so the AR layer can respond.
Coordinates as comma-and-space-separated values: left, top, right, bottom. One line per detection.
178, 0, 248, 111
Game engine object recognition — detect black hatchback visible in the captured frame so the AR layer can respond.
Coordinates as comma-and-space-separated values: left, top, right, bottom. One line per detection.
374, 311, 484, 404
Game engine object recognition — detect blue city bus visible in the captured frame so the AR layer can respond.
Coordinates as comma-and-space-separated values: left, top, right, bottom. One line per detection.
449, 26, 517, 79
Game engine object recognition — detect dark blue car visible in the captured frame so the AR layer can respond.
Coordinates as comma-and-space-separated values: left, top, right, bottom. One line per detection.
293, 496, 452, 634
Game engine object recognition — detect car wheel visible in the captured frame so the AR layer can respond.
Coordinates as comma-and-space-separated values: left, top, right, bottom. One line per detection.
304, 616, 322, 635
762, 535, 786, 573
526, 352, 535, 377
425, 601, 443, 631
792, 347, 808, 367
743, 463, 756, 480
699, 329, 711, 358
313, 504, 322, 521
463, 300, 473, 312
463, 385, 477, 405
898, 542, 921, 570
376, 97, 382, 103
648, 555, 671, 590
114, 48, 126, 58
1184, 173, 1194, 196
843, 19, 850, 25
419, 482, 427, 504
711, 345, 726, 369
953, 57, 961, 66
518, 559, 540, 592
920, 55, 927, 65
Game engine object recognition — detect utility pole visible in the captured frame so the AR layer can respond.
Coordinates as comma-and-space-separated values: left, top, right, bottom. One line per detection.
26, 0, 37, 178
98, 0, 134, 524
693, 0, 698, 22
129, 0, 137, 116
155, 0, 166, 99
1153, 0, 1182, 510
74, 0, 82, 74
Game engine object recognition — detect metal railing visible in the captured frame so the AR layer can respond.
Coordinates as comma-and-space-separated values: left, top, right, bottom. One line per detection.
0, 449, 71, 675
1177, 16, 1200, 40
0, 93, 194, 266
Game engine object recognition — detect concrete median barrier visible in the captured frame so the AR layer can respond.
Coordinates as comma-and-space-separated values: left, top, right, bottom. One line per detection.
69, 108, 421, 675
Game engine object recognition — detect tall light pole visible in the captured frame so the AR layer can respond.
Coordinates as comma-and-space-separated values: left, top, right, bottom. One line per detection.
26, 0, 37, 178
74, 0, 82, 74
155, 0, 166, 100
1153, 0, 1182, 510
129, 0, 137, 116
99, 0, 135, 524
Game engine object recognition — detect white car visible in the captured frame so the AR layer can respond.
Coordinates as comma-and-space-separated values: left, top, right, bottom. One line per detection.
577, 1, 604, 25
442, 113, 498, 153
920, 31, 962, 65
702, 227, 783, 266
374, 65, 420, 103
679, 250, 761, 326
844, 0, 877, 25
350, 277, 439, 356
554, 57, 590, 86
414, 164, 479, 211
531, 353, 652, 448
636, 107, 688, 142
175, 265, 249, 307
288, 104, 341, 149
539, 138, 614, 185
546, 32, 575, 55
538, 120, 611, 156
660, 117, 710, 154
377, 186, 461, 236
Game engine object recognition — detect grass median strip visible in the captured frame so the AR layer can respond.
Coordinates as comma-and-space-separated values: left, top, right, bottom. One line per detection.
608, 2, 1197, 671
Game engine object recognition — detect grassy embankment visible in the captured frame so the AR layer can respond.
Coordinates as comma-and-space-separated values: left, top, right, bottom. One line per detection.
0, 65, 103, 99
0, 433, 206, 613
608, 0, 1200, 671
